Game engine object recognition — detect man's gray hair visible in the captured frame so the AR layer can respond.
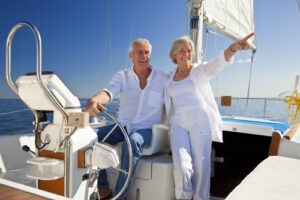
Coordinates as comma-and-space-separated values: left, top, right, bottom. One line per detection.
169, 36, 195, 64
129, 38, 152, 54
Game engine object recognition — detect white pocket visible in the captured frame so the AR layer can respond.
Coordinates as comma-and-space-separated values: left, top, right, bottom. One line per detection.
148, 91, 163, 107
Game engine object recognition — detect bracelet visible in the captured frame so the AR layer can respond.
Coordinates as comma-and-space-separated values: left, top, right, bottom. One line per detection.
229, 46, 237, 53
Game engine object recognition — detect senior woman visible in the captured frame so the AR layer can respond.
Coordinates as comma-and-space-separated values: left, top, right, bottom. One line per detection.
165, 33, 254, 200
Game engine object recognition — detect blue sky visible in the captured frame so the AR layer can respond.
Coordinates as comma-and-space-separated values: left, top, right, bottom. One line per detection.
0, 0, 299, 99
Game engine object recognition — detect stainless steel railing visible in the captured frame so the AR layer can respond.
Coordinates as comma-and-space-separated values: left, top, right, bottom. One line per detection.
6, 21, 68, 124
5, 21, 70, 197
218, 96, 285, 119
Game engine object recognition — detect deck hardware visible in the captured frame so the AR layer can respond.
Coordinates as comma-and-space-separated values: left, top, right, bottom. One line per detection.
89, 192, 98, 200
136, 188, 140, 200
89, 169, 99, 187
22, 145, 36, 155
82, 173, 90, 181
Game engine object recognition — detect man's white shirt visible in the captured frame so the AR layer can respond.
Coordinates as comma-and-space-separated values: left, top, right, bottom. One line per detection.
103, 66, 167, 133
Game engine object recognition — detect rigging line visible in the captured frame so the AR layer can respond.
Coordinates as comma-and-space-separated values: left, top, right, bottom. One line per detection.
224, 0, 228, 32
213, 28, 218, 57
185, 0, 190, 35
213, 27, 219, 104
102, 9, 108, 90
245, 50, 256, 116
0, 108, 30, 116
106, 0, 113, 77
251, 0, 257, 51
202, 25, 209, 61
125, 0, 139, 68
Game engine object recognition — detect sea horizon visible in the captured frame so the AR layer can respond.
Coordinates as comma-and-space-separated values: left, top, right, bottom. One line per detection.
0, 98, 291, 135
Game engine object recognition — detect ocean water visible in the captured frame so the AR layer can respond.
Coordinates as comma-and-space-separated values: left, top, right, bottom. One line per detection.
0, 98, 289, 135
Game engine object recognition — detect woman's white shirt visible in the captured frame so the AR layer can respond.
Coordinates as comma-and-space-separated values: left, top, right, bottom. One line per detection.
164, 50, 233, 142
167, 76, 208, 130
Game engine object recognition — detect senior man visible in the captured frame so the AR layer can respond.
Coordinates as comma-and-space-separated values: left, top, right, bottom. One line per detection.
86, 38, 167, 200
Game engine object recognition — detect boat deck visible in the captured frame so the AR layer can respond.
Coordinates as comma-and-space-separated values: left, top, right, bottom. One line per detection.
0, 184, 48, 200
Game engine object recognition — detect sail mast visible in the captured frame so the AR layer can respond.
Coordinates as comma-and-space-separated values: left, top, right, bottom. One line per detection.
190, 0, 204, 64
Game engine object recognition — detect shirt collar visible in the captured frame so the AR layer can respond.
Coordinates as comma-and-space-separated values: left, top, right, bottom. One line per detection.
130, 65, 154, 81
147, 65, 154, 81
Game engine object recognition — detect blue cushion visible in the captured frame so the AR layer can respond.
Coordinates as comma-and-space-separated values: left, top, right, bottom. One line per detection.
222, 118, 290, 134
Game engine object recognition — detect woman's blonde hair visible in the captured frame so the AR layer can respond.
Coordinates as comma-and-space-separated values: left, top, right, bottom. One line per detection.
169, 36, 195, 64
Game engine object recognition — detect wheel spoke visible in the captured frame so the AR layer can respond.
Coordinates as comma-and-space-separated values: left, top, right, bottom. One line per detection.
113, 167, 129, 175
101, 124, 118, 143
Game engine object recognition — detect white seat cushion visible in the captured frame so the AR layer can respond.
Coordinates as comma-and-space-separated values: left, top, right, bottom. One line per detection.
226, 156, 300, 200
142, 124, 170, 156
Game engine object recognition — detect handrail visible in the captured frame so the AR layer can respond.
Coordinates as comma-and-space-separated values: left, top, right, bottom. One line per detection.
283, 122, 300, 140
5, 22, 68, 124
219, 96, 286, 120
6, 22, 39, 130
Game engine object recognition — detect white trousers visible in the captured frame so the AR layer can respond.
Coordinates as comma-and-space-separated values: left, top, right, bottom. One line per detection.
170, 119, 211, 200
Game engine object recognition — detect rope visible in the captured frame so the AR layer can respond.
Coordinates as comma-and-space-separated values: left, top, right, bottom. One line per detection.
185, 0, 190, 35
286, 90, 300, 125
213, 28, 219, 104
0, 108, 30, 116
106, 0, 113, 76
245, 50, 256, 116
202, 25, 209, 61
101, 19, 108, 90
125, 0, 139, 68
104, 0, 119, 117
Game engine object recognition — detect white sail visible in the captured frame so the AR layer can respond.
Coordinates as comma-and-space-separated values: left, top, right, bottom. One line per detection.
203, 0, 256, 49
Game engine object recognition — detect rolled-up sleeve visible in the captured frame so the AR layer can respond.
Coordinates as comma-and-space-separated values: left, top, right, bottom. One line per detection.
103, 71, 123, 103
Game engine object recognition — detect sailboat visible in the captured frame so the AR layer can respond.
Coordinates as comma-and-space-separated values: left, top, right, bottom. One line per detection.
0, 0, 300, 200
187, 1, 300, 199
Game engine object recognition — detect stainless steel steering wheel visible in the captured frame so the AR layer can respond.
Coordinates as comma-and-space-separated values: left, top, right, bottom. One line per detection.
95, 111, 133, 200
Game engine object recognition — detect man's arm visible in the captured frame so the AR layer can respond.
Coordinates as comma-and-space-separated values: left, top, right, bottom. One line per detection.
86, 70, 123, 116
86, 90, 111, 116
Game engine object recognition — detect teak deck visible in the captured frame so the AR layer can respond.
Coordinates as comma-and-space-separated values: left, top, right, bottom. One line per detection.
0, 184, 48, 200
